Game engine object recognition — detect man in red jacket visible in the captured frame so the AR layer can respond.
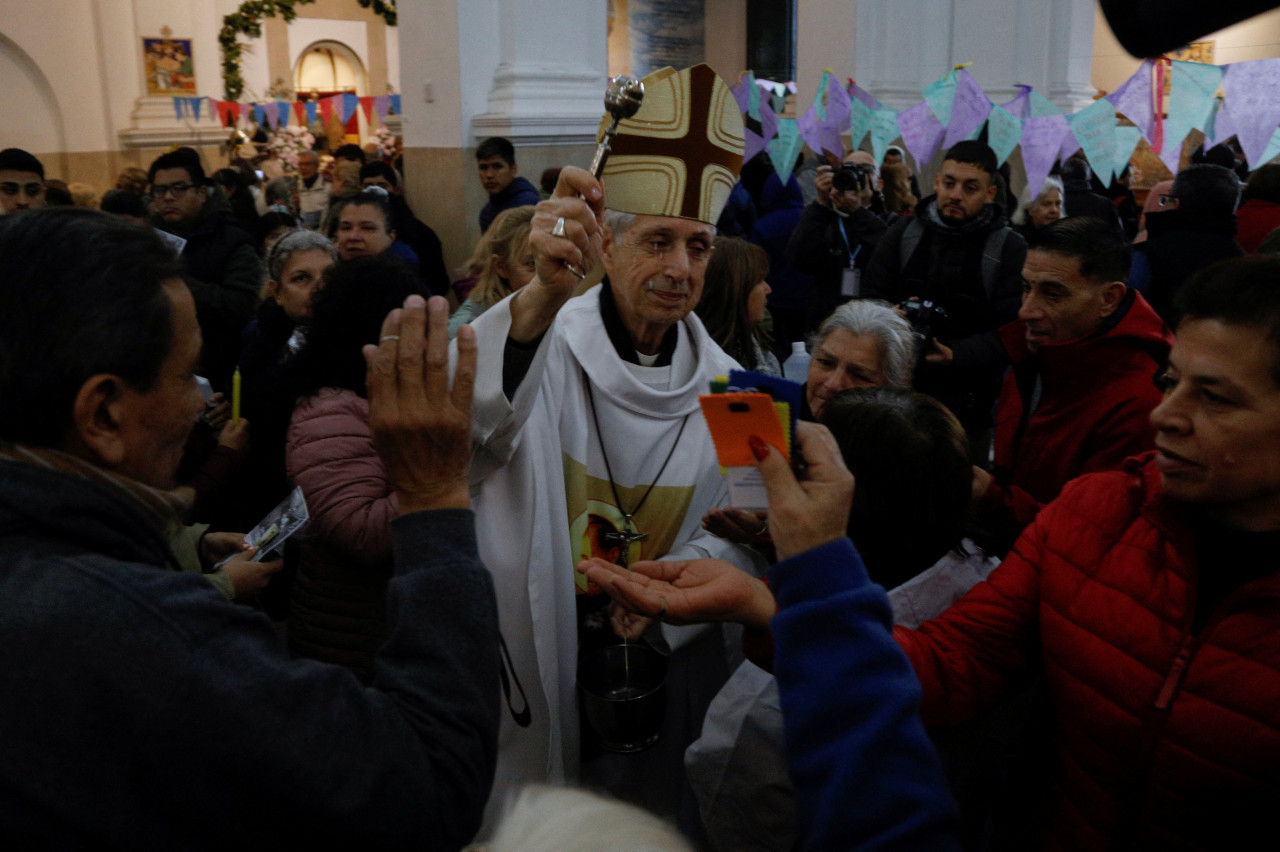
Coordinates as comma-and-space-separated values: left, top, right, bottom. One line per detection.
972, 215, 1173, 550
899, 255, 1280, 849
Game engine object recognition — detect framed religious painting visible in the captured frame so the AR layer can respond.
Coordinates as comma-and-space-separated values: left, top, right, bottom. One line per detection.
143, 34, 196, 95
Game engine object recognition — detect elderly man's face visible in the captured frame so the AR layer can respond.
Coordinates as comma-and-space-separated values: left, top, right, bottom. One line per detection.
1152, 318, 1280, 530
0, 170, 46, 213
113, 280, 206, 488
336, 203, 395, 260
297, 153, 319, 180
602, 215, 714, 354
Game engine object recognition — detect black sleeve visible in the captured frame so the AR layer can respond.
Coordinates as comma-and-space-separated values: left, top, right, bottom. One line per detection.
860, 217, 909, 303
502, 333, 544, 401
785, 202, 838, 275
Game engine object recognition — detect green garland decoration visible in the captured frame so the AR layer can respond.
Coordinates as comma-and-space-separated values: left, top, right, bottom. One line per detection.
220, 0, 396, 102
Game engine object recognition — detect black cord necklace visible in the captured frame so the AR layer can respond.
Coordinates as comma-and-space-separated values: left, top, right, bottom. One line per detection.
583, 373, 689, 567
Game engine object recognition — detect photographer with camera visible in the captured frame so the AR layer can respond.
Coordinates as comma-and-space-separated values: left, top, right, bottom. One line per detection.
786, 150, 894, 331
862, 141, 1026, 464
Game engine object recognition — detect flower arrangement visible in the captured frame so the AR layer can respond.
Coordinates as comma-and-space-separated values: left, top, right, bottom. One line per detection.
373, 126, 396, 160
266, 124, 316, 173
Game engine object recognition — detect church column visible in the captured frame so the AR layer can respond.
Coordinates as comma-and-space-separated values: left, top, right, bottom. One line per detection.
398, 0, 606, 274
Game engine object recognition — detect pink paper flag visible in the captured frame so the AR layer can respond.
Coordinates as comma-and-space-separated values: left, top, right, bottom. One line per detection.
373, 94, 391, 121
898, 101, 946, 167
1021, 114, 1070, 199
1224, 59, 1280, 167
1106, 59, 1156, 143
944, 69, 991, 148
264, 102, 280, 130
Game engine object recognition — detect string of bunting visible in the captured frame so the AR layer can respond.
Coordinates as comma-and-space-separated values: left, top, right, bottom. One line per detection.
734, 56, 1280, 199
171, 93, 402, 133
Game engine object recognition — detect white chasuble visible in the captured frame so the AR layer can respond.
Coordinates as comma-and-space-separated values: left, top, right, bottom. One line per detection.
461, 284, 763, 828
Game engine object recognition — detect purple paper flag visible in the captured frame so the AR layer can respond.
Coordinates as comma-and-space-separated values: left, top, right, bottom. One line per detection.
1000, 85, 1032, 120
758, 97, 778, 147
797, 107, 826, 155
848, 82, 880, 110
731, 72, 754, 114
1059, 129, 1080, 163
898, 101, 946, 167
1021, 114, 1070, 199
1224, 59, 1280, 167
374, 94, 391, 121
744, 128, 766, 162
827, 74, 852, 132
944, 69, 991, 148
173, 97, 184, 121
1106, 60, 1156, 143
264, 103, 280, 130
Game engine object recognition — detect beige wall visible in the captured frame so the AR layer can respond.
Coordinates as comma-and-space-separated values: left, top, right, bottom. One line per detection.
796, 0, 857, 109
405, 141, 595, 277
1093, 5, 1280, 95
703, 0, 747, 84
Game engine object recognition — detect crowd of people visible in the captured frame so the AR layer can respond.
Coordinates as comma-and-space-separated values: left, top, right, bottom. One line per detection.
3, 56, 1280, 851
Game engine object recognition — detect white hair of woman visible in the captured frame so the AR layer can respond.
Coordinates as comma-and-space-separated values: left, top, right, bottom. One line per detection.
1011, 175, 1067, 227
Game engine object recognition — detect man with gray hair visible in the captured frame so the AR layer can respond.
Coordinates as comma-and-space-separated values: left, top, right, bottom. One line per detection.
460, 64, 759, 830
1131, 162, 1244, 321
295, 149, 329, 229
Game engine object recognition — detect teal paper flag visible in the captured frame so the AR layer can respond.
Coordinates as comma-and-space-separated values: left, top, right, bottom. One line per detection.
848, 97, 872, 151
768, 119, 804, 182
1259, 125, 1280, 167
986, 105, 1022, 168
1069, 98, 1119, 187
923, 70, 957, 126
869, 107, 901, 164
1112, 126, 1143, 181
1160, 60, 1224, 173
1028, 90, 1061, 118
812, 70, 832, 119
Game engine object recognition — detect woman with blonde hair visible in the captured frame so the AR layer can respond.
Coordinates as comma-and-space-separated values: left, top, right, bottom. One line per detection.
449, 205, 536, 337
880, 161, 917, 216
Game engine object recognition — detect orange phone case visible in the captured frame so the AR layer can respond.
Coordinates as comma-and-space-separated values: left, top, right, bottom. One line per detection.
699, 392, 789, 466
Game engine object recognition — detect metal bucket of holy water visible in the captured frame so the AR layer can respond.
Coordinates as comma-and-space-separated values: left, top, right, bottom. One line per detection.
578, 642, 668, 753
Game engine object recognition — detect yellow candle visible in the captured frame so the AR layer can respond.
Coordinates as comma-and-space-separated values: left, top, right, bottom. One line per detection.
231, 368, 242, 422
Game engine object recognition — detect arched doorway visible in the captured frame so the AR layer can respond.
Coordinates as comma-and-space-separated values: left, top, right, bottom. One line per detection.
295, 40, 367, 147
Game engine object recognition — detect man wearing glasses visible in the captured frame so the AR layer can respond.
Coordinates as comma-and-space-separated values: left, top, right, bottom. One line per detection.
0, 148, 47, 214
148, 149, 261, 393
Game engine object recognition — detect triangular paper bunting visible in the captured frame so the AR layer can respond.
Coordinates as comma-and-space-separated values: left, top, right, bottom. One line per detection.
341, 93, 359, 124
923, 70, 957, 126
897, 101, 946, 167
1020, 114, 1070, 199
1223, 58, 1280, 167
173, 97, 184, 120
944, 68, 991, 148
848, 97, 872, 151
768, 119, 804, 182
319, 96, 334, 124
1069, 97, 1119, 187
868, 107, 900, 164
389, 95, 401, 114
294, 101, 307, 126
252, 104, 266, 127
374, 94, 391, 121
1000, 85, 1032, 120
986, 105, 1022, 168
1106, 59, 1156, 143
305, 101, 318, 126
190, 97, 203, 122
1113, 125, 1143, 181
360, 96, 375, 125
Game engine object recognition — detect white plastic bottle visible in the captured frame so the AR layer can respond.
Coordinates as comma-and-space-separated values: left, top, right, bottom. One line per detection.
782, 341, 811, 383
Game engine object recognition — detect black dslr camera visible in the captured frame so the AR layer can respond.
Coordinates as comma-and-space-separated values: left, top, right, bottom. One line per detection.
898, 299, 950, 355
831, 162, 876, 193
